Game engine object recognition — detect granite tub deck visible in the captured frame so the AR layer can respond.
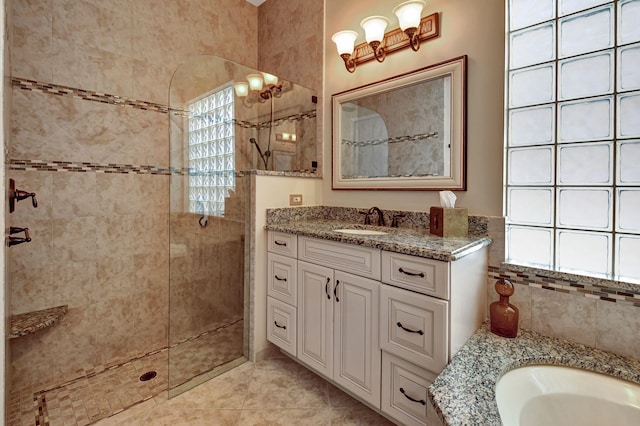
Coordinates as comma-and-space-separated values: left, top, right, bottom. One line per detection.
264, 220, 491, 262
428, 323, 640, 425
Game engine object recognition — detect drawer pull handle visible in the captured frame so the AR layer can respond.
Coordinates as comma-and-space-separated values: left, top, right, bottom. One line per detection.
397, 322, 424, 335
274, 275, 287, 282
274, 321, 286, 330
398, 267, 425, 278
274, 240, 287, 246
334, 280, 340, 302
325, 277, 331, 300
400, 387, 426, 405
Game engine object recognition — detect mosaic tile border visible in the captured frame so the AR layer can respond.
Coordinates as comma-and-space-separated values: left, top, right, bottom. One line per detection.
489, 265, 640, 307
12, 77, 171, 114
12, 77, 318, 131
8, 159, 258, 178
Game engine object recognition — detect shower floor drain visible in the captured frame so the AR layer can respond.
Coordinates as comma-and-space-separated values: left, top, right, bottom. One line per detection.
139, 371, 157, 382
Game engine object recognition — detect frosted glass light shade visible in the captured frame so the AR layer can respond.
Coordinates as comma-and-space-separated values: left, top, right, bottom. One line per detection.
331, 30, 359, 55
233, 82, 249, 97
360, 16, 389, 43
246, 74, 264, 91
262, 72, 278, 86
393, 0, 425, 31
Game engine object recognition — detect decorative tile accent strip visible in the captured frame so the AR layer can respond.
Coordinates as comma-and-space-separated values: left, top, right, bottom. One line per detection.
12, 77, 171, 114
489, 265, 640, 307
12, 78, 318, 132
342, 131, 439, 147
9, 159, 257, 178
9, 159, 173, 175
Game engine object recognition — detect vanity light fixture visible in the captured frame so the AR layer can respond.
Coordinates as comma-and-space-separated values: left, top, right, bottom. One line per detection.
360, 16, 389, 62
331, 0, 439, 73
234, 72, 284, 106
393, 0, 426, 51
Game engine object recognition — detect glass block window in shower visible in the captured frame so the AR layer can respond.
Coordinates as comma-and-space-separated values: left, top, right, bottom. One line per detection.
187, 85, 235, 217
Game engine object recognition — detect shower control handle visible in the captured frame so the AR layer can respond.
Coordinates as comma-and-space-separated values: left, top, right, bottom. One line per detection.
15, 189, 38, 208
8, 226, 31, 247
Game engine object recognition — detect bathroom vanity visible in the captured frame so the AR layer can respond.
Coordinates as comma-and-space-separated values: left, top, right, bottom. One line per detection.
265, 219, 491, 426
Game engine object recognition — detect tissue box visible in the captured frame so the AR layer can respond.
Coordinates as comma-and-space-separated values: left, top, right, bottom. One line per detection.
429, 207, 468, 237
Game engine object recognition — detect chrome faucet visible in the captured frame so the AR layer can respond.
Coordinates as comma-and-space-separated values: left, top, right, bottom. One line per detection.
367, 206, 386, 227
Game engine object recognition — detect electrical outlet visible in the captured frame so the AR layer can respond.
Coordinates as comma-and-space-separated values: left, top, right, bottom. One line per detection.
289, 194, 303, 206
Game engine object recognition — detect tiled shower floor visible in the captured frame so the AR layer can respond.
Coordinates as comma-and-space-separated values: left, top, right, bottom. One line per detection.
8, 319, 245, 426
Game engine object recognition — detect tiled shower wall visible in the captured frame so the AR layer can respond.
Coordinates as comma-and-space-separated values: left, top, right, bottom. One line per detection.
258, 0, 324, 172
8, 0, 258, 391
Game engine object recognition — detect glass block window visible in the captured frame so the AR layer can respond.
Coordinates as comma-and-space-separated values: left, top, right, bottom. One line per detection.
187, 85, 235, 217
506, 0, 640, 283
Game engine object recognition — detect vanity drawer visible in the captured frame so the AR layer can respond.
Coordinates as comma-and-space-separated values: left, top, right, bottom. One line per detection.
267, 297, 296, 357
268, 231, 297, 257
267, 253, 297, 306
380, 284, 448, 373
298, 236, 381, 280
382, 251, 449, 300
381, 351, 437, 426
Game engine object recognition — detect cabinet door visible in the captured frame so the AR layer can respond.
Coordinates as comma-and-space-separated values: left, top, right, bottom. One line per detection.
297, 261, 334, 379
333, 271, 381, 408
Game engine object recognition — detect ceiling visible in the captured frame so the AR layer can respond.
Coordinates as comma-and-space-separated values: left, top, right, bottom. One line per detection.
246, 0, 267, 6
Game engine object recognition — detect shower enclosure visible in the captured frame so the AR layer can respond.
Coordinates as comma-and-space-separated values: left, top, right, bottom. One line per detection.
167, 55, 317, 396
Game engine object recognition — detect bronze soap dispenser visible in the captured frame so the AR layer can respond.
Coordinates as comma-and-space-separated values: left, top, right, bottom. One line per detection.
490, 278, 519, 338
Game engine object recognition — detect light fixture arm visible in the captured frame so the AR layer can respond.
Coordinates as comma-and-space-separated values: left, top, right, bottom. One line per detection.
404, 27, 420, 51
340, 53, 356, 73
369, 40, 386, 62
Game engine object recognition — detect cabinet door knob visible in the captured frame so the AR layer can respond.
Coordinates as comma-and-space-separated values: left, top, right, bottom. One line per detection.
274, 240, 287, 246
397, 322, 424, 335
398, 267, 425, 278
334, 279, 340, 302
400, 387, 426, 405
274, 275, 287, 281
274, 321, 286, 330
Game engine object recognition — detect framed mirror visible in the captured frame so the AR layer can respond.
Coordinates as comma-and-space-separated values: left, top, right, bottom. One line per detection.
332, 55, 467, 190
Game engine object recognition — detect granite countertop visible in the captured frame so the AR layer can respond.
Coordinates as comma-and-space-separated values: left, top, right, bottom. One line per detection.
428, 323, 640, 425
265, 220, 491, 262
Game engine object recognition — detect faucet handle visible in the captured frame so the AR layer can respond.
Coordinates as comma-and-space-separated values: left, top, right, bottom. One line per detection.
391, 213, 406, 228
359, 210, 372, 225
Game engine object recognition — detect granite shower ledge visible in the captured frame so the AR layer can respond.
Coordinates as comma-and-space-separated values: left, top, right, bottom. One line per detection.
10, 305, 68, 339
264, 220, 491, 262
428, 323, 640, 425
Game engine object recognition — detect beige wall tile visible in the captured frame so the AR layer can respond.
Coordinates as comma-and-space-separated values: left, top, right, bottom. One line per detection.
11, 25, 52, 81
52, 217, 97, 262
52, 172, 97, 219
595, 300, 640, 359
530, 287, 597, 348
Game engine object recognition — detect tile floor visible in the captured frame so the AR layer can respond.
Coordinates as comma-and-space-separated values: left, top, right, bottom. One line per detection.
9, 317, 393, 425
95, 356, 395, 426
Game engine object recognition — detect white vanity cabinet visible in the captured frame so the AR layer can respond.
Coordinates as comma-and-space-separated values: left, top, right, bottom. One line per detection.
265, 230, 488, 426
297, 237, 381, 408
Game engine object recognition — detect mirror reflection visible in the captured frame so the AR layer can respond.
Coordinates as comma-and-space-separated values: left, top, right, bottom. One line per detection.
333, 56, 466, 190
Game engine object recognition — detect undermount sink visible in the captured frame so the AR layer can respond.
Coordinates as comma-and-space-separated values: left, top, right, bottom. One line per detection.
333, 229, 388, 236
496, 365, 640, 426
